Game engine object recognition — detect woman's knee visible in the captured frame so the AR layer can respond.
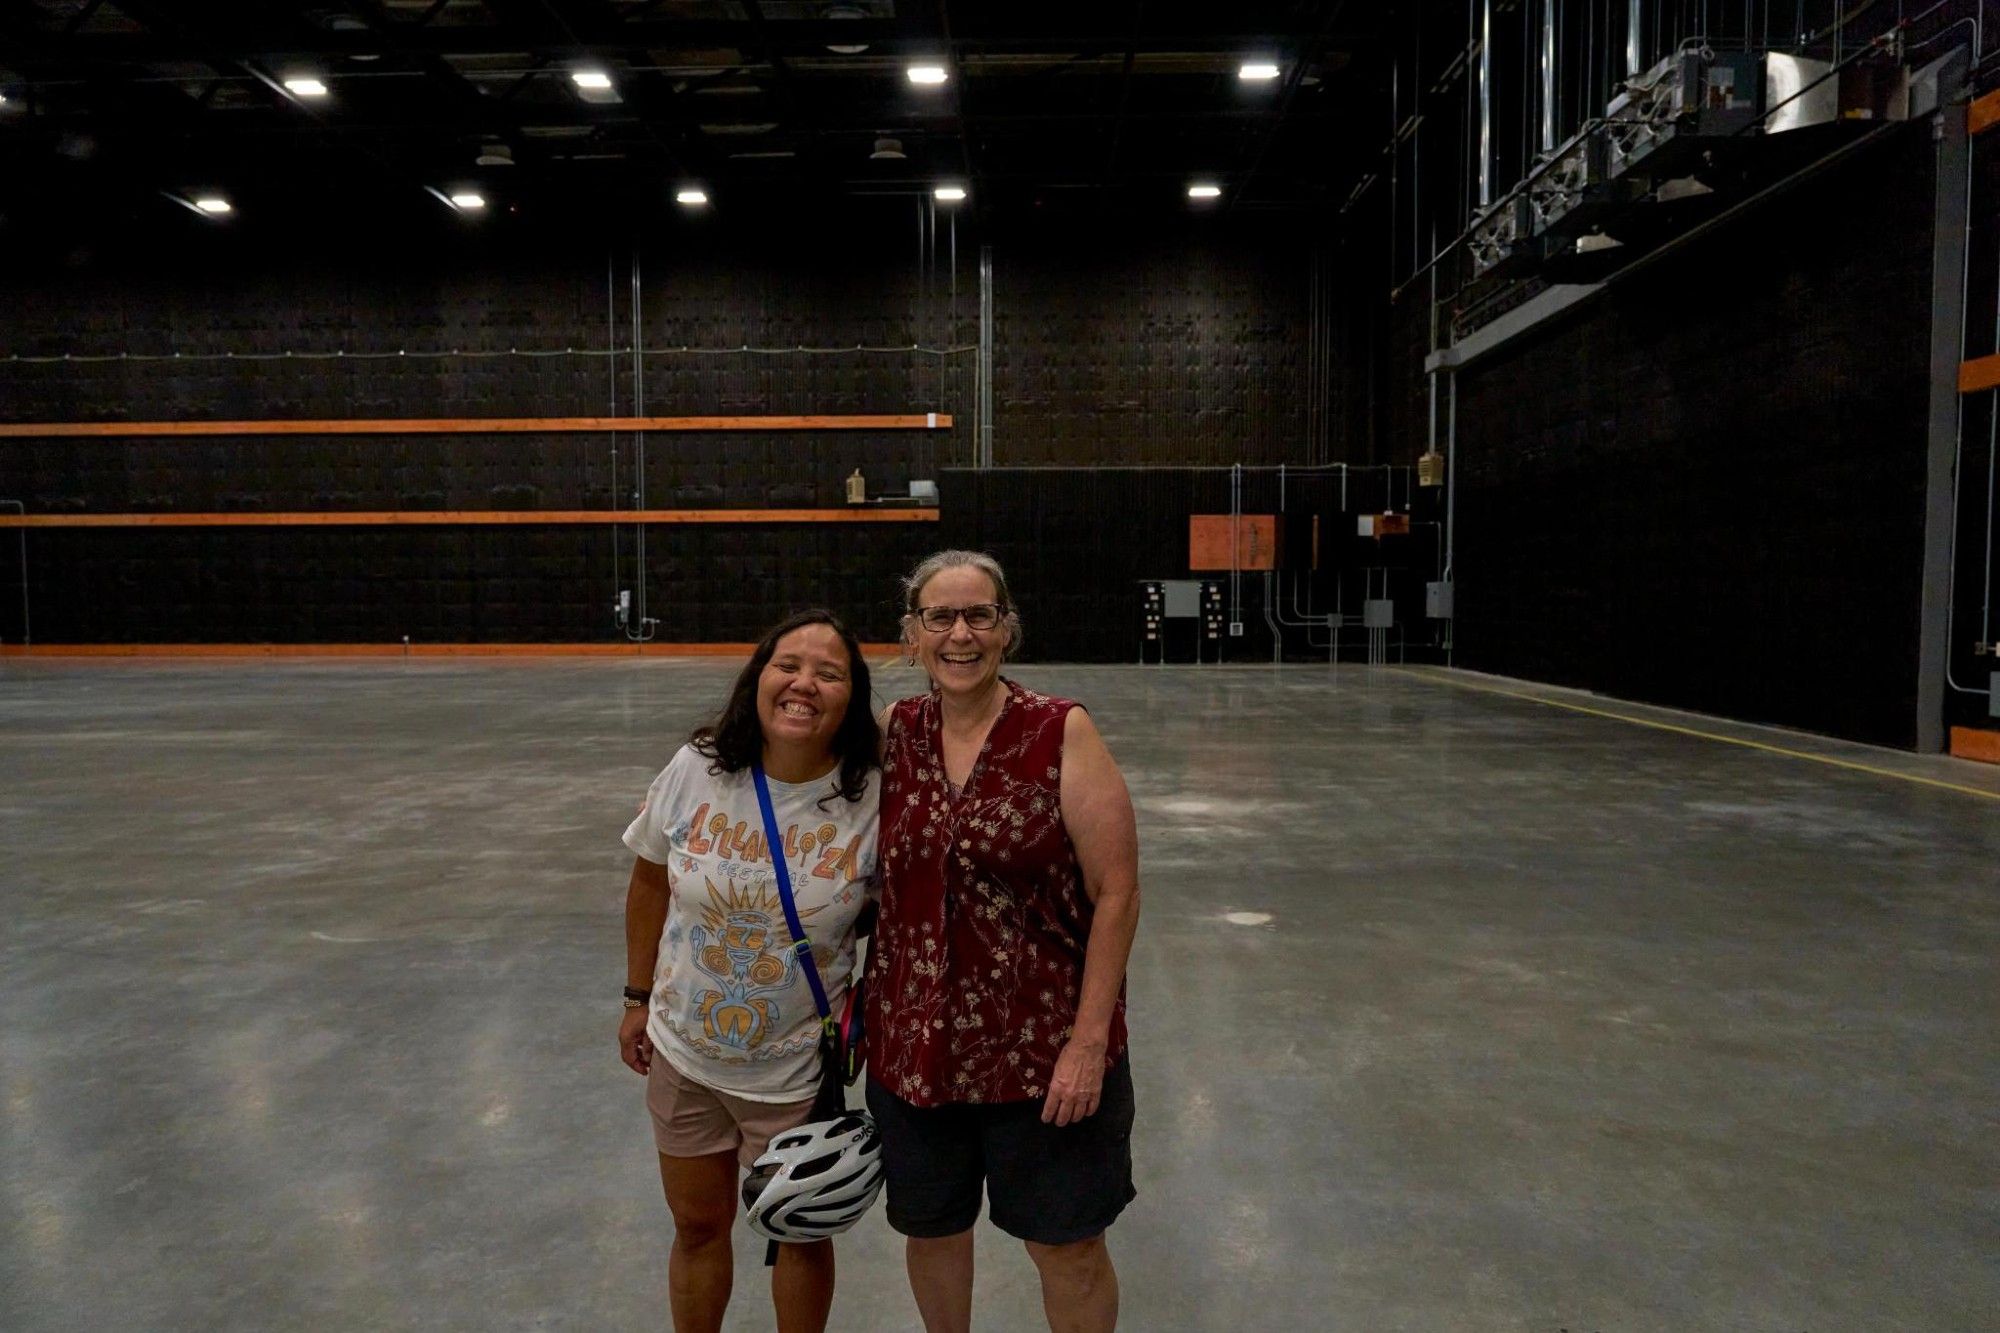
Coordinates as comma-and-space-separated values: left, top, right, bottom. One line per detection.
667, 1200, 734, 1250
909, 1228, 974, 1256
1023, 1233, 1110, 1283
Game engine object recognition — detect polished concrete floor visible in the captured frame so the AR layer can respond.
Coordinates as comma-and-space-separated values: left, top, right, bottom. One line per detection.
2, 658, 1996, 1332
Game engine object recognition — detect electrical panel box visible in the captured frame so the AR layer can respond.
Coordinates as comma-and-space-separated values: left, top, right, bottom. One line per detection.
1189, 515, 1282, 571
1357, 513, 1410, 538
1426, 582, 1454, 619
1363, 599, 1395, 629
1162, 580, 1201, 618
1139, 578, 1227, 664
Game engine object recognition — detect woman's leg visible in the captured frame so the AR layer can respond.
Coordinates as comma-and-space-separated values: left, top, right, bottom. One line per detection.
906, 1229, 975, 1333
658, 1149, 740, 1333
770, 1237, 835, 1333
1023, 1234, 1117, 1333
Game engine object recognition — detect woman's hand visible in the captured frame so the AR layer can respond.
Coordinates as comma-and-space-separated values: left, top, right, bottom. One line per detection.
619, 1005, 653, 1076
1041, 1035, 1107, 1126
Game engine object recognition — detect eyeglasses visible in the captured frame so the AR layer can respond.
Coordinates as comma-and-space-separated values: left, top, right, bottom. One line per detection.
914, 603, 1002, 633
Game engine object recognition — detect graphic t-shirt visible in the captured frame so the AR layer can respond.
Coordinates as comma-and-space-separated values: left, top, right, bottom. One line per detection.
623, 744, 879, 1103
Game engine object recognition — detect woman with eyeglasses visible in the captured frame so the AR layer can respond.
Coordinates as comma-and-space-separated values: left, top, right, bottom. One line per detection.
864, 549, 1142, 1333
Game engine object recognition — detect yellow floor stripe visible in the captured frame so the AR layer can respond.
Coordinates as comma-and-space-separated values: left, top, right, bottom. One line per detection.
1393, 669, 2000, 803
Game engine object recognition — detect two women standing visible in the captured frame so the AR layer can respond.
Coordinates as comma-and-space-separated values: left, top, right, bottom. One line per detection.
619, 551, 1142, 1333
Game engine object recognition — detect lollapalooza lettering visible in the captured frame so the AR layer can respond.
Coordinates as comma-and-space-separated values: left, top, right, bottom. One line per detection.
680, 801, 865, 881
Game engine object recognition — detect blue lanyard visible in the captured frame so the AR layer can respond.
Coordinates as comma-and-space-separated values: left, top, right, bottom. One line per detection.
751, 764, 833, 1027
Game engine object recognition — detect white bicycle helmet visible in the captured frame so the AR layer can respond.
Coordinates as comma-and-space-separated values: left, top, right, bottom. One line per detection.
740, 1112, 884, 1242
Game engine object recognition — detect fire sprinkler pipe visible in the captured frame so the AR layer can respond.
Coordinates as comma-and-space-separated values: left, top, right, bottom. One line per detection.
1541, 0, 1559, 155
1479, 0, 1495, 206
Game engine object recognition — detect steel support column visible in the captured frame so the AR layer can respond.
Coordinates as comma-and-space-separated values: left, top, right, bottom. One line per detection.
1920, 52, 1972, 751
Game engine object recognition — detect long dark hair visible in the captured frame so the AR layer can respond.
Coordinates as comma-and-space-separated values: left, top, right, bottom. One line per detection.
689, 609, 879, 807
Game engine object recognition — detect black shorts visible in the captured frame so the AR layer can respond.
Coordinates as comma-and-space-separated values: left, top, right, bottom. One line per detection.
864, 1059, 1137, 1246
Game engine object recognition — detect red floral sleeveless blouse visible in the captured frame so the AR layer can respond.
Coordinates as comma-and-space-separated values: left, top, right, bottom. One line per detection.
865, 679, 1128, 1107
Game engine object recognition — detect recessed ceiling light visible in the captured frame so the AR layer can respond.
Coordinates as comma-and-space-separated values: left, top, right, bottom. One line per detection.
1187, 183, 1223, 199
1238, 62, 1282, 81
283, 77, 328, 98
449, 192, 486, 209
907, 64, 949, 86
194, 195, 233, 214
676, 188, 709, 206
571, 69, 613, 90
933, 184, 966, 202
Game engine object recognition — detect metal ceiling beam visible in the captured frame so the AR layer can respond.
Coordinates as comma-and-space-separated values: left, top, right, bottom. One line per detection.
484, 0, 702, 179
1226, 0, 1350, 212
1102, 1, 1142, 188
4, 20, 1381, 66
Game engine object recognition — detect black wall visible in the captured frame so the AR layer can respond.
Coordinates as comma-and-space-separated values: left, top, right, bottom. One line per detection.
1450, 126, 1937, 748
0, 206, 1318, 645
942, 465, 1434, 664
991, 233, 1310, 466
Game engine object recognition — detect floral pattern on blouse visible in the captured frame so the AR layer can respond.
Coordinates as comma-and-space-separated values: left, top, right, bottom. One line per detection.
865, 679, 1128, 1106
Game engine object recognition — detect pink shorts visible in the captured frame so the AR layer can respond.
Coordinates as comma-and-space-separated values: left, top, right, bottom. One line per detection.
646, 1054, 817, 1169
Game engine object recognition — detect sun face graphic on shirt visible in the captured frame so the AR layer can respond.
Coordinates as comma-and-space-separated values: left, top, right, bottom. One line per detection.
688, 878, 822, 1050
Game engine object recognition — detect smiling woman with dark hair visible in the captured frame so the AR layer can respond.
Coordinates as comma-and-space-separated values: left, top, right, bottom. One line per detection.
617, 609, 883, 1333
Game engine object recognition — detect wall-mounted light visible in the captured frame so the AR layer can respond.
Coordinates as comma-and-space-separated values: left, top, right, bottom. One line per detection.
675, 187, 709, 206
933, 184, 967, 202
907, 64, 949, 86
282, 76, 329, 98
449, 192, 487, 210
194, 195, 233, 214
1186, 183, 1223, 200
571, 69, 613, 90
1238, 62, 1281, 82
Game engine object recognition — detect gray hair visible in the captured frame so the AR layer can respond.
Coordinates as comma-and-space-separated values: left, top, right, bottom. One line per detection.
900, 548, 1024, 656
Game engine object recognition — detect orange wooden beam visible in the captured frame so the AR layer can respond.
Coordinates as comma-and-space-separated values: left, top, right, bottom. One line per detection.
1950, 726, 2000, 764
0, 508, 939, 528
0, 414, 952, 439
0, 642, 906, 659
1958, 354, 2000, 395
1970, 89, 2000, 136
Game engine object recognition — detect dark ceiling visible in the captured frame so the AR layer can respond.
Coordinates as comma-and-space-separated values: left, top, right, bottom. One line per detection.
0, 0, 1402, 225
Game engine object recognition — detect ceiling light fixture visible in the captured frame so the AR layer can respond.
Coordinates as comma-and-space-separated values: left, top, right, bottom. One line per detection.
1187, 183, 1223, 199
282, 76, 329, 98
449, 192, 487, 210
194, 195, 233, 214
870, 137, 907, 160
1238, 62, 1282, 81
824, 3, 869, 53
933, 184, 966, 202
475, 142, 515, 167
907, 64, 949, 86
676, 187, 709, 206
571, 69, 613, 90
